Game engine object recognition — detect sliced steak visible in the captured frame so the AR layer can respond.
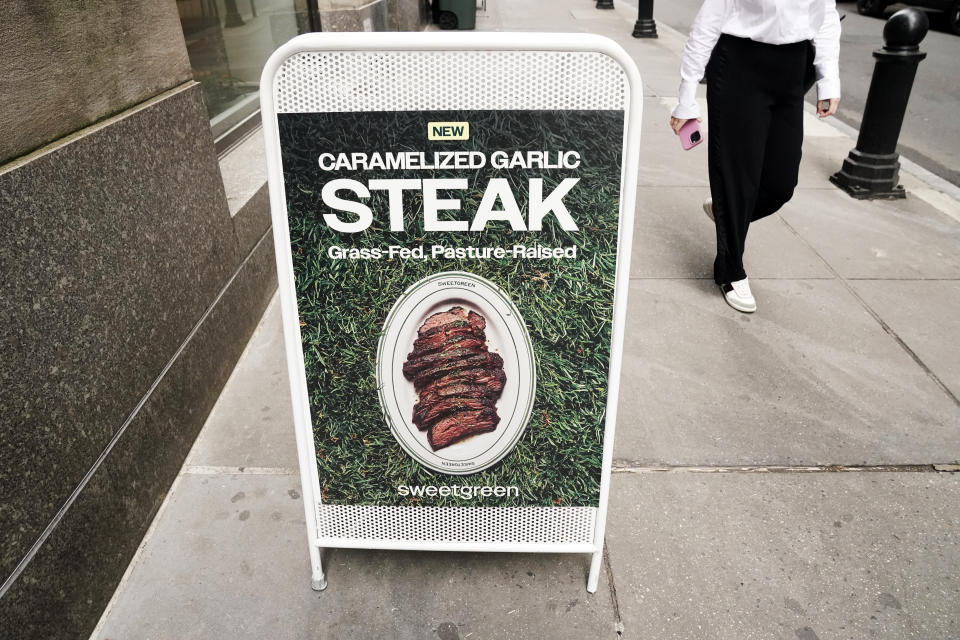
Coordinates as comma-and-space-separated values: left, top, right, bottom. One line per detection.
402, 306, 506, 450
402, 342, 489, 378
418, 307, 470, 335
416, 309, 486, 340
413, 385, 498, 431
411, 332, 486, 357
413, 396, 496, 430
465, 310, 486, 333
411, 352, 504, 390
416, 319, 472, 341
419, 369, 506, 396
428, 408, 500, 450
416, 382, 500, 406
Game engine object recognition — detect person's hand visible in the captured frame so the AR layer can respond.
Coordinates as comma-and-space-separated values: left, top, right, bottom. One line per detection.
817, 98, 839, 118
670, 116, 701, 134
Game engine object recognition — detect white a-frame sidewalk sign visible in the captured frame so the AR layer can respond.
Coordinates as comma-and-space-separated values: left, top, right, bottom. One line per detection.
260, 32, 641, 593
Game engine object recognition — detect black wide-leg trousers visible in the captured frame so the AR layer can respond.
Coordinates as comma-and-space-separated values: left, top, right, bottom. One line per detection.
706, 34, 808, 285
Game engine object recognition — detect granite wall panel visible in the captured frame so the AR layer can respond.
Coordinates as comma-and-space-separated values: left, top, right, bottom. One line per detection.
234, 184, 273, 259
0, 0, 192, 164
0, 84, 238, 582
0, 233, 278, 639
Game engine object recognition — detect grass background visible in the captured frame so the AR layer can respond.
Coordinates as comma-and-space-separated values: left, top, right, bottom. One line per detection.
279, 109, 623, 507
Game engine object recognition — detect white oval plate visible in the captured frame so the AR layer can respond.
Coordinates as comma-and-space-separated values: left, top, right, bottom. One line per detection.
376, 271, 536, 475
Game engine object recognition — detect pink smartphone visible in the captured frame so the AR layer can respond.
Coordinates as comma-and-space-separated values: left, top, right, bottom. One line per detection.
679, 119, 703, 150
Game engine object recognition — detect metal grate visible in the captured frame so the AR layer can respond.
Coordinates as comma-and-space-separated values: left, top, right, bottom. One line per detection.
316, 504, 597, 545
274, 50, 627, 113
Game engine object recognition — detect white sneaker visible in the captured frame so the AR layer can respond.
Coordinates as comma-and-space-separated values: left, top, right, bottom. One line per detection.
703, 197, 715, 222
720, 277, 756, 313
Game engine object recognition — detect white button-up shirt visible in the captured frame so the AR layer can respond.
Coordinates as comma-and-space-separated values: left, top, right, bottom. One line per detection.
673, 0, 842, 120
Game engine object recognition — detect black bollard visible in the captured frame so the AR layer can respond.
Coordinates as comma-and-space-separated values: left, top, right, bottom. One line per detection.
632, 0, 658, 38
831, 8, 928, 199
596, 0, 614, 9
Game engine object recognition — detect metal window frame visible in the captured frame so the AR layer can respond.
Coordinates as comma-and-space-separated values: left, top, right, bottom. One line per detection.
214, 108, 263, 157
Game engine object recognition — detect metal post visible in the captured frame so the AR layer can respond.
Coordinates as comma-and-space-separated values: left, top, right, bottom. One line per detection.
596, 0, 614, 10
830, 8, 928, 199
587, 549, 603, 593
632, 0, 658, 38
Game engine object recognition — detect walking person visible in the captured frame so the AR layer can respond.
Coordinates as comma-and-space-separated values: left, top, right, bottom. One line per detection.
671, 0, 842, 312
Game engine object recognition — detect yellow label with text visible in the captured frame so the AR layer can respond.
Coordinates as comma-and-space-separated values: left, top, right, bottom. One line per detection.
428, 121, 470, 140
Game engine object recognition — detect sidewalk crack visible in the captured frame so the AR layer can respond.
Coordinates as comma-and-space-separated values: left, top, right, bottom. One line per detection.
603, 540, 624, 638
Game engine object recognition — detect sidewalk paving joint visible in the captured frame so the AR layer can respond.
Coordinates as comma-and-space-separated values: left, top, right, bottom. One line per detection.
602, 542, 625, 638
180, 465, 299, 475
778, 215, 960, 408
612, 464, 943, 474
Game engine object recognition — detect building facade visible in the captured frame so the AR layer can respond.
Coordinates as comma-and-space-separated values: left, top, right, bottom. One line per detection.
0, 1, 427, 636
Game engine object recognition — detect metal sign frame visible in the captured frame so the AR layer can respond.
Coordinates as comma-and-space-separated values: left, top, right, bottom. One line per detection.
260, 32, 642, 593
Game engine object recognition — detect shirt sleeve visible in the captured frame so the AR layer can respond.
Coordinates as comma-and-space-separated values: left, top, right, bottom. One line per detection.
813, 0, 842, 101
673, 0, 729, 120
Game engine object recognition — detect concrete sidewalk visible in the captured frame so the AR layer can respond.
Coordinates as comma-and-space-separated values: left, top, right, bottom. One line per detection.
92, 2, 960, 638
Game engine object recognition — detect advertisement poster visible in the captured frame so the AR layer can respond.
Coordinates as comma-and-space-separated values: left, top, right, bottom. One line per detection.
278, 108, 624, 509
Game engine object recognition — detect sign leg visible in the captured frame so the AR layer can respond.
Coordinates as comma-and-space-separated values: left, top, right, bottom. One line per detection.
310, 544, 327, 591
587, 549, 603, 593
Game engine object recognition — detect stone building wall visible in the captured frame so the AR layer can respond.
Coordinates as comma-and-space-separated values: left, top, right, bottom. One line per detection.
0, 2, 277, 636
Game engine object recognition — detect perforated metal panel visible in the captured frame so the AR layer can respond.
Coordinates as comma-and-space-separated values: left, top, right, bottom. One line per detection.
274, 50, 627, 113
317, 505, 597, 545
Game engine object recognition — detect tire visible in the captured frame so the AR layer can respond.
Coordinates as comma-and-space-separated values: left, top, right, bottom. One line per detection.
438, 10, 458, 30
857, 0, 887, 17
